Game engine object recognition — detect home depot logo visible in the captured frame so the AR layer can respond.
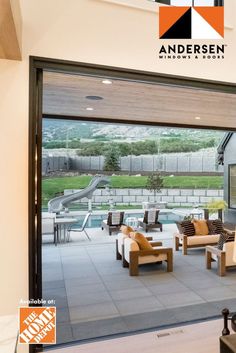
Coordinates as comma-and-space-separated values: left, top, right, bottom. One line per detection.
159, 6, 224, 39
19, 307, 56, 344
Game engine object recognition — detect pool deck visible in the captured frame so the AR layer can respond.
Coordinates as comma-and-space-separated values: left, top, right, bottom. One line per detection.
55, 207, 200, 217
42, 223, 236, 345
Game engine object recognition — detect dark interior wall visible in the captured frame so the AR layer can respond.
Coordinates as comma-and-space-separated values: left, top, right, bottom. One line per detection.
224, 133, 236, 223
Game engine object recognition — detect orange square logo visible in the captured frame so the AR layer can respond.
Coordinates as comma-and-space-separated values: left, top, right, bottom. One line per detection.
19, 307, 56, 344
159, 6, 224, 39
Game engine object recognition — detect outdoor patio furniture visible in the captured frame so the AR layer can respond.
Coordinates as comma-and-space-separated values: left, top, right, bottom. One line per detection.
42, 217, 56, 245
125, 217, 139, 230
189, 209, 203, 219
174, 219, 225, 255
122, 233, 172, 276
206, 234, 236, 276
101, 211, 125, 236
67, 212, 92, 241
138, 209, 163, 233
116, 225, 153, 260
55, 217, 79, 243
174, 232, 220, 255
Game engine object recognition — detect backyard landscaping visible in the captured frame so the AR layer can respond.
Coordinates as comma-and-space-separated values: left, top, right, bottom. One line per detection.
42, 175, 223, 206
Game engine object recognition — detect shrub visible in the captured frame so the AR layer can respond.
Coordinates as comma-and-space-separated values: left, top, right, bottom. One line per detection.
146, 171, 164, 201
103, 145, 121, 171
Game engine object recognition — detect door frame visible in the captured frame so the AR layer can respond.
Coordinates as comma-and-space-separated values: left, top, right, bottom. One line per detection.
29, 56, 236, 352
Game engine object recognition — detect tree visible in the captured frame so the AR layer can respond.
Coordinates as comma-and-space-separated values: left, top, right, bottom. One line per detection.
146, 171, 164, 201
103, 145, 121, 171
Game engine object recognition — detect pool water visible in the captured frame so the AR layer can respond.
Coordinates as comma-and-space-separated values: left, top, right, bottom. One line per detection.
73, 212, 183, 228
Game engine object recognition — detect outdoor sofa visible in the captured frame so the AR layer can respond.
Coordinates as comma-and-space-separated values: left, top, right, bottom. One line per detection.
174, 219, 226, 255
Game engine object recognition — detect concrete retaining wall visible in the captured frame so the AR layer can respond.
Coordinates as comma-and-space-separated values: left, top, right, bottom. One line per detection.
64, 188, 224, 207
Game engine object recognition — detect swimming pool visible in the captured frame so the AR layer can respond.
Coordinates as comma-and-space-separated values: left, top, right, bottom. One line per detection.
71, 212, 183, 228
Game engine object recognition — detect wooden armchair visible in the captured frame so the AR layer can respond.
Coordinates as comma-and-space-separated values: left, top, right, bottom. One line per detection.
138, 209, 163, 232
123, 238, 173, 276
206, 242, 236, 276
101, 211, 125, 235
116, 232, 153, 260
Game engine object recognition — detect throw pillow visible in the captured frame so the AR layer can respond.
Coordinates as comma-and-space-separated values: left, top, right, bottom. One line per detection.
120, 225, 134, 236
207, 220, 217, 235
212, 219, 224, 234
191, 219, 209, 236
129, 232, 153, 250
177, 220, 195, 236
217, 232, 235, 250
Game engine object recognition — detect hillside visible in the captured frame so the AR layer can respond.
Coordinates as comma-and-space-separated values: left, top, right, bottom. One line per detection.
43, 119, 224, 145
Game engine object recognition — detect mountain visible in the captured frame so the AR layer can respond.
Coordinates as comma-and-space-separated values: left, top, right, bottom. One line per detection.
43, 118, 224, 143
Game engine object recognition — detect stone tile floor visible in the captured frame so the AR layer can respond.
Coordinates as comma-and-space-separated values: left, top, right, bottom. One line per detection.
42, 224, 236, 345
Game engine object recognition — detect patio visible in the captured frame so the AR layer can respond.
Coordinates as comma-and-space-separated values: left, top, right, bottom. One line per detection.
42, 224, 236, 345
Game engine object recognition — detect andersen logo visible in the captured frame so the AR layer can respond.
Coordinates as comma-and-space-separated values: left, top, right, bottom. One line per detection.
159, 6, 224, 39
158, 3, 225, 60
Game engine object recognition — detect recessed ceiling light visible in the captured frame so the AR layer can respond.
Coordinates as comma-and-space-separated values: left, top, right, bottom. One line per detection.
86, 107, 94, 111
195, 117, 201, 120
102, 79, 113, 85
86, 95, 103, 100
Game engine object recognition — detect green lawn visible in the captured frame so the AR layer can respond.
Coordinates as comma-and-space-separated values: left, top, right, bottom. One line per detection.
42, 175, 223, 206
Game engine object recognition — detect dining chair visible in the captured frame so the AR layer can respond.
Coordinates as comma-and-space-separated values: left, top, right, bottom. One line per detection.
67, 212, 92, 241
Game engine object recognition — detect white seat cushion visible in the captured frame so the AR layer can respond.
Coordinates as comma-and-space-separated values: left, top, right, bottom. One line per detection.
42, 218, 55, 235
117, 232, 128, 255
187, 234, 219, 246
111, 212, 122, 225
224, 242, 236, 266
211, 242, 236, 267
147, 210, 156, 224
138, 254, 167, 264
124, 238, 168, 264
124, 238, 139, 262
138, 246, 168, 264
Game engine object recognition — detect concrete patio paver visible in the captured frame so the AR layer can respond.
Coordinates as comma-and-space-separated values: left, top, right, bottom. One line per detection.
67, 290, 112, 307
194, 286, 236, 302
109, 287, 153, 301
69, 301, 120, 323
158, 289, 205, 309
42, 223, 236, 345
114, 295, 164, 316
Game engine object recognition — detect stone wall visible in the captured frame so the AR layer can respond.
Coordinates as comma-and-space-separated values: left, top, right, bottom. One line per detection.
64, 188, 224, 207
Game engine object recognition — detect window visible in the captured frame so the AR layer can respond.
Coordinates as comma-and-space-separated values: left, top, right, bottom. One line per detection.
229, 165, 236, 209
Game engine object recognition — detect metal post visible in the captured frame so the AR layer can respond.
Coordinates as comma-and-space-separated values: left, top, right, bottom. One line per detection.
222, 308, 230, 336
